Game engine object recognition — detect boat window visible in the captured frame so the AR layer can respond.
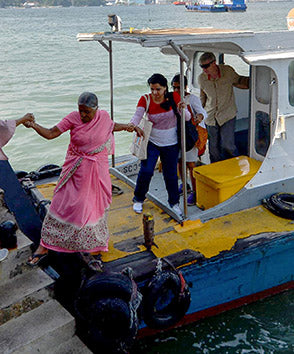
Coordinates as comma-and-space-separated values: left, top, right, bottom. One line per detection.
289, 61, 294, 106
223, 54, 249, 76
255, 66, 271, 104
255, 111, 270, 156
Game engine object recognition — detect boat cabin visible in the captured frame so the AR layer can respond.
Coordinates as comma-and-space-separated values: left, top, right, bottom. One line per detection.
77, 27, 294, 222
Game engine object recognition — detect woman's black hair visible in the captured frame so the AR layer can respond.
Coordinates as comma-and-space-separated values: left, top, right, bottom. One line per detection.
147, 73, 172, 111
147, 73, 168, 87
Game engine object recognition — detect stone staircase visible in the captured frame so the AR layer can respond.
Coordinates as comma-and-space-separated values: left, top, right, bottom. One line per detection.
0, 211, 92, 353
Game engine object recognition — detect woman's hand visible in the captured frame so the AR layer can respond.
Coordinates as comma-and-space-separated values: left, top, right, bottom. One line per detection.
193, 113, 204, 125
23, 120, 35, 128
134, 126, 145, 138
177, 101, 187, 110
16, 113, 35, 127
126, 123, 135, 132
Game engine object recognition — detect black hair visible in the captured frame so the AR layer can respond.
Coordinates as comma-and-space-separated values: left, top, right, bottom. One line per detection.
147, 73, 172, 111
171, 74, 188, 88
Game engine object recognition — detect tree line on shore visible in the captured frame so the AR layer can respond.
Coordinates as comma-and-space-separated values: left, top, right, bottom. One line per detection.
0, 0, 105, 7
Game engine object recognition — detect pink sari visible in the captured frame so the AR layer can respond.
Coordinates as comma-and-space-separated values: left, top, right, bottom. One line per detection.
0, 120, 16, 160
41, 110, 114, 253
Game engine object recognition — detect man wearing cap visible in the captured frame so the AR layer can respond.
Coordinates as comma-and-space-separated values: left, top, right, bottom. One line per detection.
198, 52, 249, 163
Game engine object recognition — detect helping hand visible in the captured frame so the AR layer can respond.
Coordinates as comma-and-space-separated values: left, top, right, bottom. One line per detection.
126, 123, 135, 132
193, 113, 204, 125
177, 101, 187, 110
134, 126, 145, 138
17, 113, 35, 127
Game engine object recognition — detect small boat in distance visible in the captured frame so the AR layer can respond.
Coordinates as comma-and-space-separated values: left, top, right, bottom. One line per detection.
173, 1, 186, 5
185, 0, 246, 12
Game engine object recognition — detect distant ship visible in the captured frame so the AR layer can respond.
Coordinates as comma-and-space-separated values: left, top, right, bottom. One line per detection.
185, 0, 247, 12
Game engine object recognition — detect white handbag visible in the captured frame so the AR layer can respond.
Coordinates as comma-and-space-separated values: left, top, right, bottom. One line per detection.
130, 94, 153, 160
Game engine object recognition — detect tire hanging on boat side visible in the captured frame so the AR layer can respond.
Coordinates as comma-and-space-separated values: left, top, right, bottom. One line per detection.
74, 271, 142, 354
143, 269, 191, 329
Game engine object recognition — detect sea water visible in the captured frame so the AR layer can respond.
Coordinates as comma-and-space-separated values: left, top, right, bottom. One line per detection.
1, 3, 294, 352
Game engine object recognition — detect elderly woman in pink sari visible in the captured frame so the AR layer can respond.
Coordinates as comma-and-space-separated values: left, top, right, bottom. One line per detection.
26, 92, 142, 266
0, 114, 34, 160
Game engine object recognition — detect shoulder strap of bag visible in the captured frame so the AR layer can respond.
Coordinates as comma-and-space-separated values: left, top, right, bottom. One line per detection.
144, 94, 150, 115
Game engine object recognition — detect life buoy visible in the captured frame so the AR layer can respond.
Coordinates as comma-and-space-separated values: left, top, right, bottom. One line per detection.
143, 269, 191, 329
263, 193, 294, 219
75, 271, 142, 354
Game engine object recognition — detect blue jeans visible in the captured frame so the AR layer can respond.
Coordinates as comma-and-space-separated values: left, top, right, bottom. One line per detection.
134, 142, 179, 206
206, 117, 238, 163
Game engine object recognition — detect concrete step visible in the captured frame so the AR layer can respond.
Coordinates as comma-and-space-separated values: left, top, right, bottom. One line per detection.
0, 268, 54, 325
0, 229, 34, 284
0, 299, 76, 354
52, 335, 93, 354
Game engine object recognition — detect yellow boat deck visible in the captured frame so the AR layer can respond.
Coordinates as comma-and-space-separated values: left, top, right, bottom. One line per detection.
37, 175, 294, 266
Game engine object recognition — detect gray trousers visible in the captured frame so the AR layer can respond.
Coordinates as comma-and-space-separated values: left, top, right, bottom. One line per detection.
206, 117, 238, 163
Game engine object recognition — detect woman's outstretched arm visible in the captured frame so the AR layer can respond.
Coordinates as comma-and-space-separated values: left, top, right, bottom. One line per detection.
113, 122, 144, 137
25, 121, 62, 140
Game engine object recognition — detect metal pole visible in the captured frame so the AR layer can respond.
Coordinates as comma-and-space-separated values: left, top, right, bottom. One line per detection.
180, 58, 187, 219
109, 40, 115, 168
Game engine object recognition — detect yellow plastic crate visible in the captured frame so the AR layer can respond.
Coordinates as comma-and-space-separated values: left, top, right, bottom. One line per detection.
193, 156, 262, 210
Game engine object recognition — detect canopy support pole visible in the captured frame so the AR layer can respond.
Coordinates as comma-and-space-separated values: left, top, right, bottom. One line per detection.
98, 39, 115, 168
169, 41, 190, 219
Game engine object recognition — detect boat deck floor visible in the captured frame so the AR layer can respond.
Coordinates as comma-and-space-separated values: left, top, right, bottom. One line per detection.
37, 174, 294, 266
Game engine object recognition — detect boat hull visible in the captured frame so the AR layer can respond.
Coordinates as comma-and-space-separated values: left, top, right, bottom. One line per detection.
185, 4, 226, 12
138, 231, 294, 336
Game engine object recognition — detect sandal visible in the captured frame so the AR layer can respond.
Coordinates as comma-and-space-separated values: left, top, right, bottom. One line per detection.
26, 253, 48, 267
112, 184, 123, 196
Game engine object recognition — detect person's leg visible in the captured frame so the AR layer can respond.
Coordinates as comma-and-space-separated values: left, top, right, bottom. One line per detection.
133, 142, 160, 202
160, 144, 180, 206
220, 117, 238, 160
206, 124, 221, 162
187, 161, 196, 192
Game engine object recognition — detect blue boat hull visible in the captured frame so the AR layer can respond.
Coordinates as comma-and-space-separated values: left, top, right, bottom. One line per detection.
185, 3, 247, 12
139, 231, 294, 335
225, 4, 247, 11
186, 4, 226, 12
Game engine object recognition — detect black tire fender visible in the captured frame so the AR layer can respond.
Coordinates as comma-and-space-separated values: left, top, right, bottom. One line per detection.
36, 164, 60, 172
263, 193, 294, 219
143, 270, 191, 329
14, 170, 28, 179
87, 297, 138, 354
75, 273, 133, 321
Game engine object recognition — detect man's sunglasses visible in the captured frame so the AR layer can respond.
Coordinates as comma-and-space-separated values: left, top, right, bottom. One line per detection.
200, 60, 215, 69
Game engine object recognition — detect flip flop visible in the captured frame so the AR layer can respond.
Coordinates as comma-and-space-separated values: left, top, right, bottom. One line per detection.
112, 184, 123, 196
26, 253, 48, 267
0, 248, 9, 262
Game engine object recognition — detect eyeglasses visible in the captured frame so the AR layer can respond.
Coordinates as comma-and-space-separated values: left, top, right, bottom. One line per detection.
200, 60, 215, 69
172, 85, 180, 90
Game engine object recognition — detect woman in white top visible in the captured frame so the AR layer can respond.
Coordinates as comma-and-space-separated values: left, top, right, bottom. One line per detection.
171, 74, 207, 206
